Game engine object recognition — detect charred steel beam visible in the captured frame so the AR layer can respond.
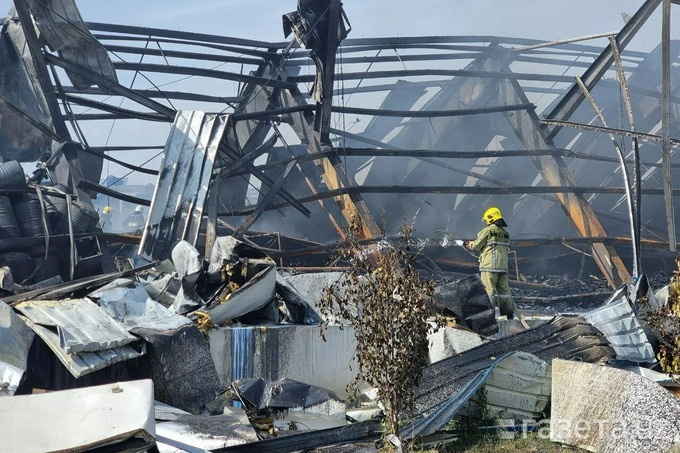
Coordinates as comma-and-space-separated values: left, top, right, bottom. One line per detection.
500, 75, 630, 287
77, 180, 151, 206
235, 161, 295, 237
539, 120, 680, 147
0, 95, 60, 142
71, 113, 169, 122
112, 62, 296, 90
315, 0, 343, 143
334, 104, 533, 118
608, 37, 643, 276
213, 420, 381, 453
43, 53, 176, 119
63, 94, 171, 122
89, 145, 165, 152
233, 105, 315, 121
244, 146, 680, 175
93, 34, 278, 59
218, 142, 312, 218
221, 135, 278, 178
220, 185, 680, 216
662, 0, 677, 251
60, 86, 240, 104
285, 49, 608, 70
13, 0, 69, 141
86, 22, 282, 49
288, 68, 574, 84
233, 103, 532, 121
542, 0, 661, 141
103, 44, 264, 66
280, 71, 381, 239
575, 76, 639, 279
78, 147, 158, 175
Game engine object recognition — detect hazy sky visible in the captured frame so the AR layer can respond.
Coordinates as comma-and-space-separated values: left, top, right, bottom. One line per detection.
1, 1, 675, 48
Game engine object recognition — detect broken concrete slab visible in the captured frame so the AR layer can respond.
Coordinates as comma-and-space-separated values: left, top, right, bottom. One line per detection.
1, 379, 155, 453
551, 359, 680, 453
427, 324, 485, 364
135, 324, 223, 414
275, 272, 323, 324
0, 301, 34, 396
284, 272, 344, 323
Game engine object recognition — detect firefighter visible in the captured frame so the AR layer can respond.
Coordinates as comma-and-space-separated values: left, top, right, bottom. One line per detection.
123, 205, 146, 233
464, 206, 515, 319
100, 205, 114, 231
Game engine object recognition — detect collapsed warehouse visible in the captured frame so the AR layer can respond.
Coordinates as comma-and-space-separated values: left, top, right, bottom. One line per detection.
1, 0, 680, 451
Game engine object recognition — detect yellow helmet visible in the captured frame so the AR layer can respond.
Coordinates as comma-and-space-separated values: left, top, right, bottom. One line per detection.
483, 206, 503, 225
102, 205, 113, 215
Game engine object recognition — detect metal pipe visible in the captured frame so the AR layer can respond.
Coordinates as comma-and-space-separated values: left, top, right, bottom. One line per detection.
662, 0, 676, 251
577, 61, 637, 279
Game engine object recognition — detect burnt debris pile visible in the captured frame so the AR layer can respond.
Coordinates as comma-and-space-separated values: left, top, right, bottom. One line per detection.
2, 0, 680, 451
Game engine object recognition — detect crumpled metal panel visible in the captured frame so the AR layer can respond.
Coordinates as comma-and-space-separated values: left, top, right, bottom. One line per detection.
25, 0, 118, 90
139, 111, 229, 261
90, 278, 191, 332
19, 315, 143, 378
15, 298, 137, 353
0, 301, 34, 396
0, 20, 53, 161
206, 264, 277, 325
582, 292, 655, 363
156, 412, 258, 450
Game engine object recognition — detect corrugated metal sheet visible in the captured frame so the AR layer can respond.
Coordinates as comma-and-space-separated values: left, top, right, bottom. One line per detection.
414, 315, 615, 415
25, 0, 118, 90
140, 111, 229, 261
582, 292, 655, 363
485, 351, 551, 420
402, 351, 550, 439
20, 315, 143, 378
15, 298, 137, 353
